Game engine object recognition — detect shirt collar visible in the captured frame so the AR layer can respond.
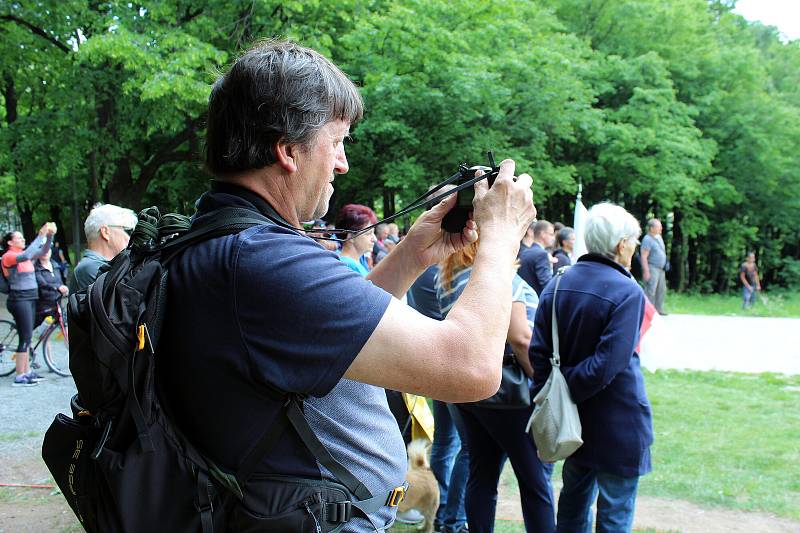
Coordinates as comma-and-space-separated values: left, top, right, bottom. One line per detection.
577, 253, 632, 278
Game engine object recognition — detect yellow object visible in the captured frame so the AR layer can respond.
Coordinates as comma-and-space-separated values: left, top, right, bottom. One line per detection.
387, 485, 406, 507
402, 393, 435, 442
137, 325, 145, 350
44, 316, 54, 324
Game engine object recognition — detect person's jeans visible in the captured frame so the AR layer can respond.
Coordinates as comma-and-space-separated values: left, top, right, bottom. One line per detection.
457, 404, 555, 533
430, 400, 468, 530
557, 459, 640, 533
742, 286, 757, 308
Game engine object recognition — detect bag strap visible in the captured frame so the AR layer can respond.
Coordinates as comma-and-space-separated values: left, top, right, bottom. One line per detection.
159, 207, 275, 264
154, 207, 380, 517
550, 270, 566, 368
285, 397, 374, 501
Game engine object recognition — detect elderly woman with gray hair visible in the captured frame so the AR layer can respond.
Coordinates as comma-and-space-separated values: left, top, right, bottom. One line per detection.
530, 203, 653, 533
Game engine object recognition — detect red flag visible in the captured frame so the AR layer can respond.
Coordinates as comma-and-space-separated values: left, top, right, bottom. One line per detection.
637, 297, 657, 352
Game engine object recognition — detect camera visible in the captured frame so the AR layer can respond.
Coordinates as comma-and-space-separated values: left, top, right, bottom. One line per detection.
441, 152, 500, 233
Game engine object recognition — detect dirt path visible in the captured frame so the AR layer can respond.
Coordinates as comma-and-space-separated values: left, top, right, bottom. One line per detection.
639, 314, 800, 375
496, 470, 800, 533
2, 448, 799, 533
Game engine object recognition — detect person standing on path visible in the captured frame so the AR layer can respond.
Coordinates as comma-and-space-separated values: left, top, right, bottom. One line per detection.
640, 218, 668, 315
739, 252, 761, 309
2, 223, 55, 386
531, 203, 652, 533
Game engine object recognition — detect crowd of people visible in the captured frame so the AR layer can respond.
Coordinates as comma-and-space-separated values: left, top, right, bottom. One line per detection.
2, 204, 136, 387
1, 38, 768, 533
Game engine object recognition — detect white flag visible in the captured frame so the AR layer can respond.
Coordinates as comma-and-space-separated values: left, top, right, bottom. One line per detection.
572, 196, 589, 261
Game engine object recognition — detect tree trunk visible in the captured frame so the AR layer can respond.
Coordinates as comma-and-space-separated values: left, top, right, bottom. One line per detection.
382, 188, 395, 218
18, 204, 34, 241
687, 237, 698, 290
669, 208, 687, 292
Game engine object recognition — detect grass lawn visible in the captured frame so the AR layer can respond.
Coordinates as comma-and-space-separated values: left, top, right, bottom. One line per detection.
665, 289, 800, 318
393, 370, 800, 531
641, 370, 800, 519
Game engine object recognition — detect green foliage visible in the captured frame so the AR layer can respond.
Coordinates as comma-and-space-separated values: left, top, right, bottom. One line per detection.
666, 289, 800, 318
0, 0, 798, 287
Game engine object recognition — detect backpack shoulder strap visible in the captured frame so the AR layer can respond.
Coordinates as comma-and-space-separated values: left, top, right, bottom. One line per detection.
159, 207, 275, 264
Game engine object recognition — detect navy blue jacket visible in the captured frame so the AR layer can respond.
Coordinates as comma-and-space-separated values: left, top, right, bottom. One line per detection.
519, 244, 553, 296
530, 254, 653, 477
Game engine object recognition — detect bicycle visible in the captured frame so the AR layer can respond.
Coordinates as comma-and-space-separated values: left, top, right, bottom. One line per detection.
0, 297, 70, 377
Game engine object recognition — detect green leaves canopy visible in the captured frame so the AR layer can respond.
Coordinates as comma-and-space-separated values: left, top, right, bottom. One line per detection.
1, 0, 798, 290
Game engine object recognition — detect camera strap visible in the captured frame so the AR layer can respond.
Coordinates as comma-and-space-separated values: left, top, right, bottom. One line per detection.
308, 152, 500, 242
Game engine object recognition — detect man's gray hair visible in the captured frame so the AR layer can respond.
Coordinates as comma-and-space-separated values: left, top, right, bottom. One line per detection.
584, 203, 641, 259
205, 39, 364, 176
84, 204, 137, 242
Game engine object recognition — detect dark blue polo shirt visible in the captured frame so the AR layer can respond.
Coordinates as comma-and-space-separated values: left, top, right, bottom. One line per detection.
158, 184, 397, 497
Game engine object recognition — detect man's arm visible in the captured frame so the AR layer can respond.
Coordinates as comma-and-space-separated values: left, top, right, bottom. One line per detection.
534, 248, 553, 290
346, 160, 537, 403
507, 301, 533, 378
640, 247, 651, 281
739, 268, 750, 289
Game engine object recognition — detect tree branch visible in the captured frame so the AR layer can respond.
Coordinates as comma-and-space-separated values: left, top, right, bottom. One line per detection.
180, 6, 204, 24
0, 15, 71, 53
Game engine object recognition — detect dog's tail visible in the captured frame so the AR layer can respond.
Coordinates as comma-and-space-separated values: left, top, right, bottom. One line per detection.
406, 438, 431, 470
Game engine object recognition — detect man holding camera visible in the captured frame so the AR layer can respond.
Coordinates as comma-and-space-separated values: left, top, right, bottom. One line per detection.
157, 39, 536, 531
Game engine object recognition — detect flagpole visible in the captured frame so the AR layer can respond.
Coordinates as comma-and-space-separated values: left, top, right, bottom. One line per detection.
573, 179, 589, 260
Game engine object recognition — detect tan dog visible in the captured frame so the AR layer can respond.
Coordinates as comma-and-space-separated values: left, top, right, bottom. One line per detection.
397, 439, 440, 533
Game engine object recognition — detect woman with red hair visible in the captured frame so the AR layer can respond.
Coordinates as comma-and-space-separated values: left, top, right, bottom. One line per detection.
335, 204, 377, 276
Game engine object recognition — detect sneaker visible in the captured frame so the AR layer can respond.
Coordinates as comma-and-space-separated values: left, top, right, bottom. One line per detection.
31, 361, 41, 370
26, 371, 47, 381
396, 509, 425, 525
445, 525, 469, 533
11, 374, 38, 387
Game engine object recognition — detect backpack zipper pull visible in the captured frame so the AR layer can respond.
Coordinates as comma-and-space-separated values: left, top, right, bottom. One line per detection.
91, 418, 113, 460
304, 501, 322, 533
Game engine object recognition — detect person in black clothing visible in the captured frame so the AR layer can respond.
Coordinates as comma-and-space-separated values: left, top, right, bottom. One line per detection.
552, 226, 575, 274
518, 219, 555, 295
34, 248, 68, 326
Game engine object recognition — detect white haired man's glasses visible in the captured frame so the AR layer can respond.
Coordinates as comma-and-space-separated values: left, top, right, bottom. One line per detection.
107, 225, 134, 237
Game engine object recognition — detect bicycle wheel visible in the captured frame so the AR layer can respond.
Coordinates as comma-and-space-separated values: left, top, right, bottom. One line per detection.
41, 322, 70, 377
0, 320, 19, 377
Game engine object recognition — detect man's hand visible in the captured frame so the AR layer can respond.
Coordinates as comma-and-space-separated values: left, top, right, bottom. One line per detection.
38, 223, 49, 237
643, 270, 651, 282
471, 159, 536, 245
58, 285, 69, 296
397, 159, 535, 270
46, 222, 57, 236
394, 188, 480, 272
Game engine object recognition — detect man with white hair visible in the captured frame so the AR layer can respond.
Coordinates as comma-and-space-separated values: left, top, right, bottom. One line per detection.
68, 203, 137, 292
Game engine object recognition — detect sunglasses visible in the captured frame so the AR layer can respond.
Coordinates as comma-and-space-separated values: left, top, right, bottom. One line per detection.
108, 225, 134, 236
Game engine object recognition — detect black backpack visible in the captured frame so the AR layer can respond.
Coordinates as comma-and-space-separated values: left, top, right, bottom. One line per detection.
42, 206, 404, 533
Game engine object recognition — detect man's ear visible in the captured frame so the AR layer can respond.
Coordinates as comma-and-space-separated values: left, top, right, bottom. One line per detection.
275, 140, 299, 173
99, 226, 111, 242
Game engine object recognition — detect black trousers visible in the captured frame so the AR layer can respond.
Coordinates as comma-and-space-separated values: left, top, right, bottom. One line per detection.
7, 297, 36, 352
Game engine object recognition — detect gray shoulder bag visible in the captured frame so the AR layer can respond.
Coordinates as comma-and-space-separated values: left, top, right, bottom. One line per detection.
526, 271, 583, 462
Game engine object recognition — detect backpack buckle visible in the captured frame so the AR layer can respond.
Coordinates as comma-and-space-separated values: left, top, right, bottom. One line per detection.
324, 500, 352, 523
387, 485, 406, 507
